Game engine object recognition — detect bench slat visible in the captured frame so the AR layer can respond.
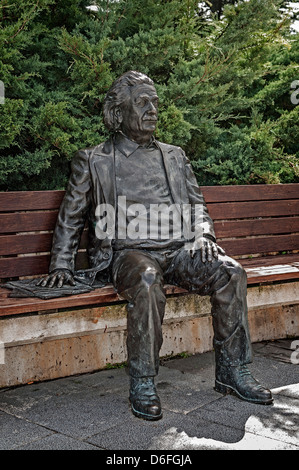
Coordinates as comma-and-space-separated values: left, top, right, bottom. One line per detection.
220, 233, 299, 256
0, 231, 89, 256
208, 200, 299, 220
0, 191, 65, 211
0, 284, 188, 317
2, 220, 298, 256
0, 185, 297, 212
0, 252, 88, 278
2, 230, 297, 259
246, 263, 299, 283
1, 185, 297, 211
239, 253, 299, 268
1, 211, 297, 238
214, 217, 299, 238
0, 285, 121, 317
201, 184, 299, 202
0, 254, 51, 278
0, 211, 58, 234
0, 233, 53, 256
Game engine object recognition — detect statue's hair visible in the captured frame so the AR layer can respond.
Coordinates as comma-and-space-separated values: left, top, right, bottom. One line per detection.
103, 71, 154, 131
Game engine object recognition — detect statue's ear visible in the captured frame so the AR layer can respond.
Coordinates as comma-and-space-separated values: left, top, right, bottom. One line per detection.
114, 107, 123, 128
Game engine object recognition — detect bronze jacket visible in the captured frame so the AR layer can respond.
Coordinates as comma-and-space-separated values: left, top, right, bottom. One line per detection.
49, 138, 216, 282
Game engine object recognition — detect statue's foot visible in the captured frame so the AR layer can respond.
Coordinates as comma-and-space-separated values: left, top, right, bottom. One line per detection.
215, 364, 273, 405
129, 377, 162, 421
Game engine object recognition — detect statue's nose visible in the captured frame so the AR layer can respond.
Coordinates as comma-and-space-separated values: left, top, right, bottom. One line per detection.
147, 101, 157, 114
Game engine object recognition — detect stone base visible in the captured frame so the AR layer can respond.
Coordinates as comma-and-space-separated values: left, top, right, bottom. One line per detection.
0, 281, 298, 388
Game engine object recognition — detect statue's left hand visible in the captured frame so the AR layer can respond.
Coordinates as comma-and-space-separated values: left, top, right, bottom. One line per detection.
36, 269, 76, 288
185, 237, 225, 263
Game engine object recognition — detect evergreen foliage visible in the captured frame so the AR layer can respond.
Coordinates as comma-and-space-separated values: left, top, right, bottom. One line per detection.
0, 0, 298, 190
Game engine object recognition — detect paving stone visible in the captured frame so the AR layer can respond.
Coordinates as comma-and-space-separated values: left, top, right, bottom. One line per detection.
0, 411, 53, 450
157, 382, 220, 414
0, 386, 130, 438
17, 433, 101, 450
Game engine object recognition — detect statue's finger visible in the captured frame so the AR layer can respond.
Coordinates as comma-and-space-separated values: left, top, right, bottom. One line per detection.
40, 276, 50, 287
206, 243, 213, 262
36, 277, 45, 286
48, 274, 58, 288
212, 243, 219, 259
218, 245, 226, 255
201, 246, 207, 263
68, 277, 76, 286
57, 274, 65, 288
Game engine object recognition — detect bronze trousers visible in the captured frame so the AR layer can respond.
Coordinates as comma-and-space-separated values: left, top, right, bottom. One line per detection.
111, 247, 252, 378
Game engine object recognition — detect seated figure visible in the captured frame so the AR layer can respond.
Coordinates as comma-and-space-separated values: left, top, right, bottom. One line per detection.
39, 71, 273, 420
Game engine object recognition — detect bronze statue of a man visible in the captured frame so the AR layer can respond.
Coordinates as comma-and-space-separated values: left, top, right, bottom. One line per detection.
39, 71, 273, 420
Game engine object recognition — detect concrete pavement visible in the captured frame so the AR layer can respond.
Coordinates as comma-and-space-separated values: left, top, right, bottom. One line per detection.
0, 338, 298, 451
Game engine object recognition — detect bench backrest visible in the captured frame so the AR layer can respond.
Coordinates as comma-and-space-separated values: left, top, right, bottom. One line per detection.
0, 184, 298, 282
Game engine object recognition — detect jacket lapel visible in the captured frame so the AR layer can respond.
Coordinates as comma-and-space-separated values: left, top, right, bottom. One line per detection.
157, 141, 186, 204
90, 139, 116, 208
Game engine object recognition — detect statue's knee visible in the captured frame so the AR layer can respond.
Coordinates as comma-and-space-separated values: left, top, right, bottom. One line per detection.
223, 257, 246, 281
140, 266, 162, 288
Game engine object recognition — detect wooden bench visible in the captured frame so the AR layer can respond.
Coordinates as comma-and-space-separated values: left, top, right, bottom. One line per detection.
0, 184, 298, 387
1, 183, 299, 317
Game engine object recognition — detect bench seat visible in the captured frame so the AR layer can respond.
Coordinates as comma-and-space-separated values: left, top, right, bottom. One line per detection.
1, 259, 299, 317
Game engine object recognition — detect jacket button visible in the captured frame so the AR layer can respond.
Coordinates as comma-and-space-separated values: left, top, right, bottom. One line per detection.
103, 252, 110, 260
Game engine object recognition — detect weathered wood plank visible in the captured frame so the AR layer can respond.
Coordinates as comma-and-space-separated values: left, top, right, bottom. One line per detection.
214, 217, 299, 238
208, 200, 299, 220
0, 231, 89, 256
239, 253, 299, 268
0, 251, 88, 278
0, 211, 58, 234
0, 284, 188, 316
201, 184, 299, 203
220, 233, 299, 256
0, 191, 65, 211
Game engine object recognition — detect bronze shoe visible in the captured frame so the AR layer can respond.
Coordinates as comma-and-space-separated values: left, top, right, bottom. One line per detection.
215, 364, 273, 405
129, 377, 162, 421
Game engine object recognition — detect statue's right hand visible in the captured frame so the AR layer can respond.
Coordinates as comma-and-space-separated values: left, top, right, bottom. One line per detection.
36, 269, 76, 288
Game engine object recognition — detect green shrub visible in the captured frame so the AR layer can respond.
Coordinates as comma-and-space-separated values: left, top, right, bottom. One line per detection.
0, 0, 298, 190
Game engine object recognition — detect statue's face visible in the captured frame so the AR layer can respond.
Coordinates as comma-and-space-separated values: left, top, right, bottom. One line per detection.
119, 84, 159, 143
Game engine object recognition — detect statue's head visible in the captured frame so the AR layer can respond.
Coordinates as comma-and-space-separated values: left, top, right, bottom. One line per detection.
103, 71, 159, 144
